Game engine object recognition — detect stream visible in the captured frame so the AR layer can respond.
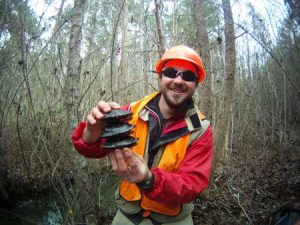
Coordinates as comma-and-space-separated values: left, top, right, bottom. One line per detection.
0, 193, 64, 225
0, 174, 118, 225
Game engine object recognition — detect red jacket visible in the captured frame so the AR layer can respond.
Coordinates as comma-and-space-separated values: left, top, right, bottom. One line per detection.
72, 99, 213, 205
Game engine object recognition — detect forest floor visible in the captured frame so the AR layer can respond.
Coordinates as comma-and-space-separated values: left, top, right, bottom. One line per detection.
193, 141, 300, 225
1, 126, 300, 225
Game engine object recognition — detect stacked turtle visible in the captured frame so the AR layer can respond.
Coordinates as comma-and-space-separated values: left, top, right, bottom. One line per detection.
101, 109, 138, 149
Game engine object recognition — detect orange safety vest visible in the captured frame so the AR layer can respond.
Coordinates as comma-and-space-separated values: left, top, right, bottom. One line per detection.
119, 92, 190, 216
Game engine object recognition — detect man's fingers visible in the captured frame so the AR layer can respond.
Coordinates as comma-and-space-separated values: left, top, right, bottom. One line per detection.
86, 109, 105, 131
83, 100, 122, 144
123, 148, 133, 158
109, 102, 121, 110
123, 148, 138, 168
97, 101, 121, 113
87, 100, 121, 127
124, 148, 143, 165
110, 152, 118, 172
87, 114, 97, 125
112, 149, 132, 180
91, 107, 104, 120
97, 101, 112, 113
111, 149, 149, 183
114, 149, 128, 171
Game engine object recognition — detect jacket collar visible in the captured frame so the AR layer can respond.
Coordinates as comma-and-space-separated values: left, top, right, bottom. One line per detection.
138, 92, 201, 133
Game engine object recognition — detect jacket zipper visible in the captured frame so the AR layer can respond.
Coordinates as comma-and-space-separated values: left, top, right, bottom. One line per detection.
145, 105, 163, 132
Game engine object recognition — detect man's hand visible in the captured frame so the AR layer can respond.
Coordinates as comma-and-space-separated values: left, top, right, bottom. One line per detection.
111, 148, 152, 184
83, 101, 121, 144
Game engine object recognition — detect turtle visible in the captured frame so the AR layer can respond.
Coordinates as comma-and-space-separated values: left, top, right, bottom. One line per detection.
100, 123, 134, 138
103, 109, 133, 124
102, 136, 138, 149
101, 109, 137, 149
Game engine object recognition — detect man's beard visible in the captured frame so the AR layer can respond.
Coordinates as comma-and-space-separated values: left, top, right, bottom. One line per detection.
161, 91, 192, 109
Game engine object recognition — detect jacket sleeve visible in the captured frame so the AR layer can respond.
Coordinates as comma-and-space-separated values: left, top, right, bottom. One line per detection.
143, 126, 213, 204
72, 122, 108, 158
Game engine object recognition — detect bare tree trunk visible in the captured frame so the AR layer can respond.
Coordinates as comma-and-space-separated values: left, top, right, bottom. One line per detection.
285, 0, 300, 25
64, 1, 94, 222
64, 0, 85, 134
86, 0, 100, 54
0, 127, 9, 204
192, 0, 213, 118
110, 0, 125, 102
19, 0, 38, 130
154, 0, 165, 57
105, 3, 117, 101
0, 0, 9, 39
120, 0, 129, 101
141, 0, 149, 96
52, 0, 66, 36
214, 0, 236, 166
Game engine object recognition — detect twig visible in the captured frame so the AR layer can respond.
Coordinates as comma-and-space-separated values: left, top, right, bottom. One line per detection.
235, 192, 253, 224
149, 81, 158, 92
105, 78, 144, 102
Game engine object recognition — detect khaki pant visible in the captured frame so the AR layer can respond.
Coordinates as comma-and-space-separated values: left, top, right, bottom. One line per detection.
111, 209, 194, 225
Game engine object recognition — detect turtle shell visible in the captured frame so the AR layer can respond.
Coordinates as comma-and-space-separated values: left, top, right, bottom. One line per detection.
102, 136, 138, 149
100, 124, 134, 138
104, 109, 132, 123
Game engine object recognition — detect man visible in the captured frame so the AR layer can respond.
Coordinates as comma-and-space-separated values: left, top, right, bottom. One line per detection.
72, 45, 213, 225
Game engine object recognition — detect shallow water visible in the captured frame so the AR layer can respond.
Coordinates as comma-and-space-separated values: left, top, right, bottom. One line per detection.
0, 174, 118, 225
0, 193, 64, 225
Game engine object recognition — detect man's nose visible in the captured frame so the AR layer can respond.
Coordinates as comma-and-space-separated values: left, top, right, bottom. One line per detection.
173, 74, 185, 83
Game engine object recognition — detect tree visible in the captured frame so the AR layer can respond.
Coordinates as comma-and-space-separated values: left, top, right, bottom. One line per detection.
0, 118, 9, 204
140, 0, 150, 96
154, 0, 165, 56
64, 0, 94, 223
285, 0, 300, 25
192, 0, 213, 118
119, 0, 129, 101
64, 0, 86, 134
214, 0, 236, 165
109, 0, 125, 102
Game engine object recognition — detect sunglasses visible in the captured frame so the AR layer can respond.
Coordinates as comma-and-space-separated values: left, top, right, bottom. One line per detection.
161, 67, 197, 82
